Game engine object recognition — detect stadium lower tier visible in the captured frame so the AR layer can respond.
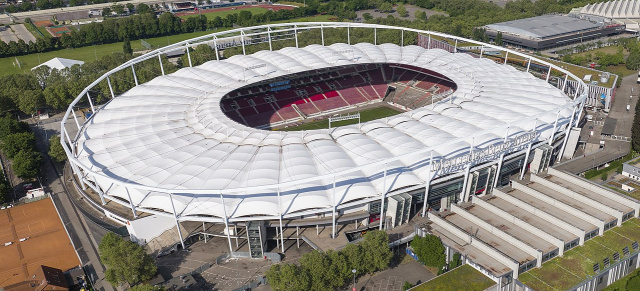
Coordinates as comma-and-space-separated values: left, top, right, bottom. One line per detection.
220, 63, 456, 128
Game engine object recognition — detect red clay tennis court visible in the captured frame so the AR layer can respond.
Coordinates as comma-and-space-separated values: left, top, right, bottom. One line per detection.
0, 198, 80, 288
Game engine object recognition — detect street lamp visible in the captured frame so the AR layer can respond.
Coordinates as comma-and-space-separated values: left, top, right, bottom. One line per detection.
352, 269, 357, 291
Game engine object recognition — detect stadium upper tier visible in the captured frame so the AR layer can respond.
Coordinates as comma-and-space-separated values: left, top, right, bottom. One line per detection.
74, 43, 573, 220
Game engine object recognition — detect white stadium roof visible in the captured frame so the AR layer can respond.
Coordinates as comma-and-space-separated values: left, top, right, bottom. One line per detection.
577, 0, 640, 19
76, 43, 573, 220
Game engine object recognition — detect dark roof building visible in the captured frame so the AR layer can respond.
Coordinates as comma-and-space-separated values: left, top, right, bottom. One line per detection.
483, 14, 625, 50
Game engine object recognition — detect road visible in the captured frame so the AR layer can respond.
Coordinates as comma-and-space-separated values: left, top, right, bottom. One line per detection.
555, 73, 638, 174
31, 116, 118, 291
0, 0, 169, 23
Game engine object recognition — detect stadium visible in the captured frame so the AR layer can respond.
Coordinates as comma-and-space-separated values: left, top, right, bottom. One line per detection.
62, 23, 586, 262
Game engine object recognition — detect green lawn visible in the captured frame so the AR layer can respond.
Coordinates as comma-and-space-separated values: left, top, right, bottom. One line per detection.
0, 14, 337, 76
24, 22, 48, 39
280, 106, 403, 131
180, 7, 270, 20
274, 1, 304, 7
519, 218, 640, 291
412, 264, 495, 291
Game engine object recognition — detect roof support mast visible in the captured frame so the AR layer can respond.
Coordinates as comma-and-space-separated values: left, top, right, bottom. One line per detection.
379, 163, 388, 231
519, 119, 539, 180
421, 151, 434, 217
169, 194, 184, 250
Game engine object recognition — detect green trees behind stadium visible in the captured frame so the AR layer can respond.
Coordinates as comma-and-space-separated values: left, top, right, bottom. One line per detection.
266, 230, 392, 291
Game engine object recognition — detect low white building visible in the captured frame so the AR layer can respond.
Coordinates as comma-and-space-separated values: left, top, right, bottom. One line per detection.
31, 57, 84, 72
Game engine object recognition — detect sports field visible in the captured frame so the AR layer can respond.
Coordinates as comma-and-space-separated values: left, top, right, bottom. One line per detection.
0, 14, 336, 76
280, 106, 403, 131
0, 198, 80, 288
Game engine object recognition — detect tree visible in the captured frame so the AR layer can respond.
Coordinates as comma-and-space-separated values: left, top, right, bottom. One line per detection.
397, 4, 408, 17
17, 90, 45, 115
411, 234, 446, 268
99, 232, 157, 286
1, 132, 36, 159
48, 135, 67, 163
495, 31, 503, 46
415, 10, 427, 21
126, 3, 135, 14
12, 150, 41, 180
266, 263, 310, 291
123, 39, 133, 55
136, 3, 152, 15
402, 281, 413, 291
627, 51, 640, 70
102, 7, 112, 17
360, 230, 393, 273
380, 2, 393, 13
0, 117, 29, 139
299, 250, 334, 290
363, 12, 373, 20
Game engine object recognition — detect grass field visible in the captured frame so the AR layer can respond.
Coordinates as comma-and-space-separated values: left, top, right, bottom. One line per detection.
413, 264, 495, 291
519, 218, 640, 291
280, 106, 403, 131
0, 14, 336, 76
180, 7, 270, 20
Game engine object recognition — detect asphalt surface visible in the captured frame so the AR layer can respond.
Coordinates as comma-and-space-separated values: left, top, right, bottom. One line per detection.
0, 0, 169, 22
555, 73, 637, 174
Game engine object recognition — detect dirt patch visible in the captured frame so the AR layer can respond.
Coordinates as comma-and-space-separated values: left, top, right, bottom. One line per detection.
45, 25, 71, 37
0, 199, 80, 288
34, 20, 53, 28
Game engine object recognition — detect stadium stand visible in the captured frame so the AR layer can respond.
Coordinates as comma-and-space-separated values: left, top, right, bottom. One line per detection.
220, 63, 456, 128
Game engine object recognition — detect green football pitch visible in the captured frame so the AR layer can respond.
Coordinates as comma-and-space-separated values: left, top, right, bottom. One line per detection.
279, 106, 403, 131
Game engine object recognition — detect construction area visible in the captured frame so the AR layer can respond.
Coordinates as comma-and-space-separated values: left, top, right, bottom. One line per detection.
0, 198, 81, 288
423, 167, 640, 283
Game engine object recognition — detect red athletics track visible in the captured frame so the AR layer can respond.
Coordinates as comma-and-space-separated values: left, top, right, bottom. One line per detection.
175, 4, 296, 17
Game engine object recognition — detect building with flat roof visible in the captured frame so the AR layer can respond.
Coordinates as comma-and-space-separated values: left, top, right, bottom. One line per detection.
484, 14, 624, 50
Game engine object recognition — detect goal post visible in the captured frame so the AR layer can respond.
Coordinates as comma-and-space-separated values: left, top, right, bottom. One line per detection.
328, 112, 360, 128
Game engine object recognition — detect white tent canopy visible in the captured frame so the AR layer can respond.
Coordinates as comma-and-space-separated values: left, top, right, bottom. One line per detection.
76, 44, 572, 219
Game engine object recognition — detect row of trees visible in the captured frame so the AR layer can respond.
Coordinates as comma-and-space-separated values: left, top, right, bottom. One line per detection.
0, 49, 179, 117
0, 117, 41, 180
0, 3, 322, 58
266, 230, 393, 291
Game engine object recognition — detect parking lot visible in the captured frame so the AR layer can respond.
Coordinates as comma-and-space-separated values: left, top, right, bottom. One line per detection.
0, 24, 36, 44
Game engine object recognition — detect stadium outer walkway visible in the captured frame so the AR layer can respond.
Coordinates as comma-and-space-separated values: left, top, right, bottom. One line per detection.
554, 73, 637, 174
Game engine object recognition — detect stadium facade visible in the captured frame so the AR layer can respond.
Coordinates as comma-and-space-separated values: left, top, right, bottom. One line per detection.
62, 23, 587, 265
